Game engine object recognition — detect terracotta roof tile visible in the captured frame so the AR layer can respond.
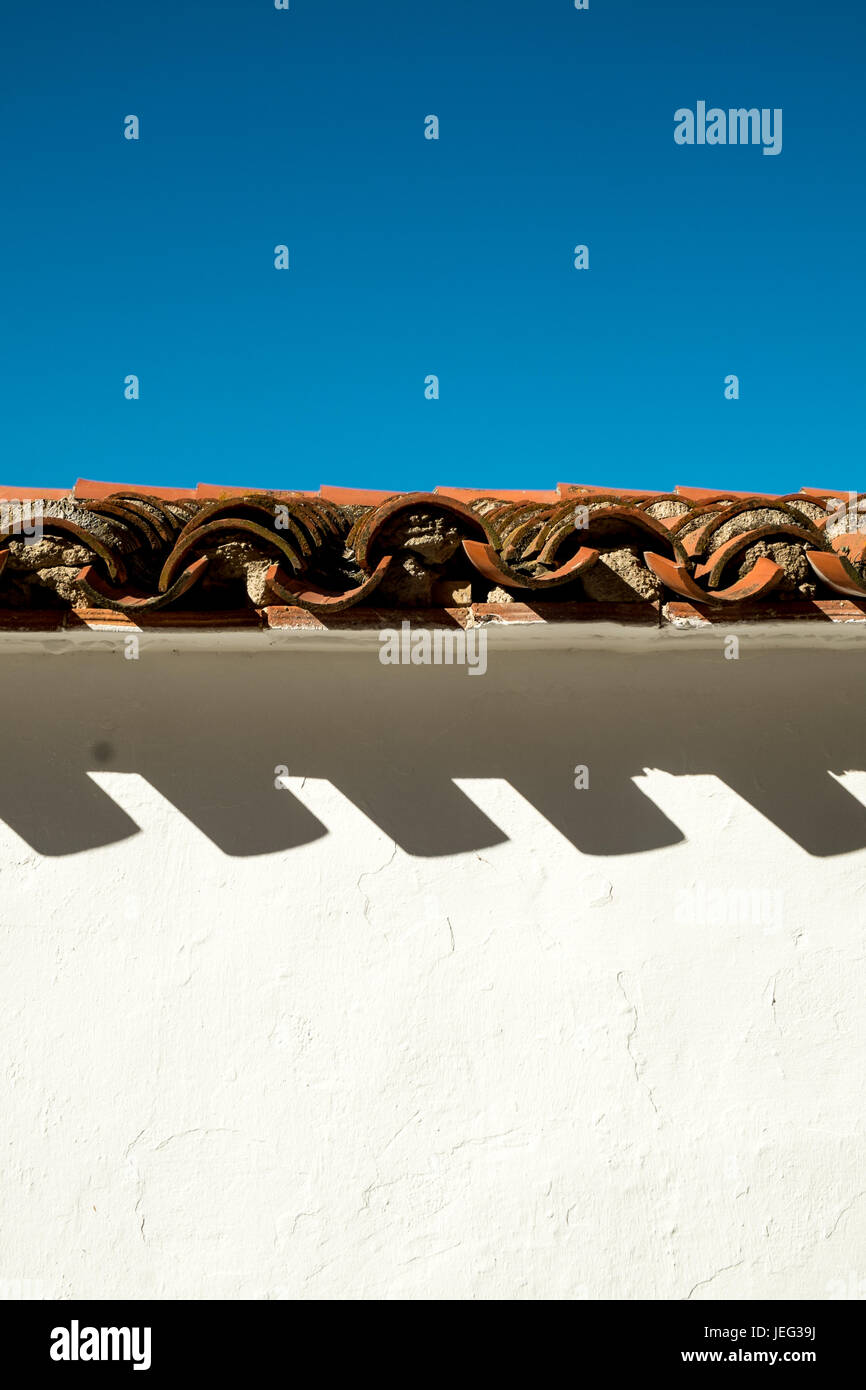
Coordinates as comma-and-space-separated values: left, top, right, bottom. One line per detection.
1, 482, 864, 626
436, 486, 563, 504
0, 486, 70, 500
674, 485, 779, 501
318, 485, 399, 504
72, 478, 199, 500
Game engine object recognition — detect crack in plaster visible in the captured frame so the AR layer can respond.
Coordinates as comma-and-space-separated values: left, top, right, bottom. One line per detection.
617, 971, 659, 1116
356, 841, 398, 924
687, 1259, 745, 1300
824, 1190, 866, 1240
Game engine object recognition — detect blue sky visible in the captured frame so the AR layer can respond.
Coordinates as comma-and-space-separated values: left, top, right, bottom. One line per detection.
2, 0, 863, 495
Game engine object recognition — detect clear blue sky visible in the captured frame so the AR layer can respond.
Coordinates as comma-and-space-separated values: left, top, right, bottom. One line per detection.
3, 0, 863, 495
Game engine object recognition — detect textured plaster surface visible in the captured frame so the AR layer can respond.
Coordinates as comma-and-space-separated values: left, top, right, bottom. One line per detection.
0, 641, 864, 1301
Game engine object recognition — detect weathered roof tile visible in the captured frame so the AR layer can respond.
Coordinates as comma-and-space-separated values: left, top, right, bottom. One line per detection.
0, 482, 864, 624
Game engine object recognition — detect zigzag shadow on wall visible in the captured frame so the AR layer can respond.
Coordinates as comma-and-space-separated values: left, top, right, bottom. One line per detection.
0, 646, 864, 859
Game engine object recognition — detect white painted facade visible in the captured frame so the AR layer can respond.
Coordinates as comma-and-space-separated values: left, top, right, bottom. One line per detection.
1, 624, 864, 1300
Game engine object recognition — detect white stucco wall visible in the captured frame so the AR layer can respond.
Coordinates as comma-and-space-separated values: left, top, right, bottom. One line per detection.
1, 624, 864, 1301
